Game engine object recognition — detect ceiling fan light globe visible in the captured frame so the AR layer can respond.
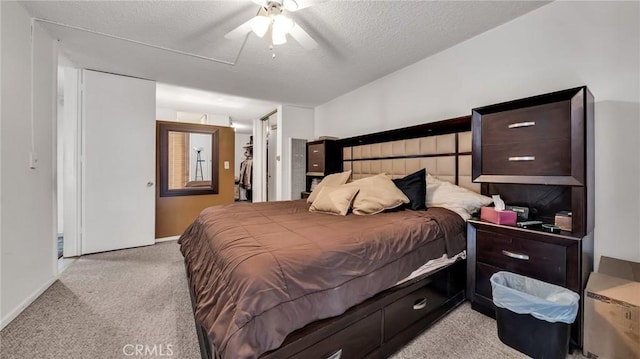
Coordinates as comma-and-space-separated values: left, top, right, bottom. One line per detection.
272, 30, 288, 45
273, 15, 295, 35
250, 16, 271, 38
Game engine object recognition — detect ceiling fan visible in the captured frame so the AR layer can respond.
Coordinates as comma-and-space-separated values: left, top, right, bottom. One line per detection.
225, 0, 318, 50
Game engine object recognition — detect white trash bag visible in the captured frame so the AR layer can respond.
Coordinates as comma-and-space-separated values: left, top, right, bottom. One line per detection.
490, 271, 580, 324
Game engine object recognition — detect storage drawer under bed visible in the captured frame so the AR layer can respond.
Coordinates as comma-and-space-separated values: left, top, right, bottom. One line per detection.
289, 311, 381, 359
383, 283, 449, 340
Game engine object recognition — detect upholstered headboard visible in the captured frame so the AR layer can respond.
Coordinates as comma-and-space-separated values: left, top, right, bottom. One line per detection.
338, 116, 479, 193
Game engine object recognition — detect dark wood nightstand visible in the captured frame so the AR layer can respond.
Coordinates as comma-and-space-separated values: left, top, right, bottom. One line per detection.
469, 87, 594, 349
301, 191, 311, 200
306, 140, 342, 193
467, 218, 586, 310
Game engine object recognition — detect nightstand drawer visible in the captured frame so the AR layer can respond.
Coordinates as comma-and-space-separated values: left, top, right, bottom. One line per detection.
308, 143, 325, 173
481, 101, 571, 146
482, 138, 571, 177
308, 161, 325, 173
476, 230, 567, 286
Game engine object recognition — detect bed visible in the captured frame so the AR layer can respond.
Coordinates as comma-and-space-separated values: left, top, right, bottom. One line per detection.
181, 116, 481, 359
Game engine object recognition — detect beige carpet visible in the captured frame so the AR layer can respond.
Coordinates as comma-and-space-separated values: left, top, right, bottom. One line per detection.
0, 241, 582, 359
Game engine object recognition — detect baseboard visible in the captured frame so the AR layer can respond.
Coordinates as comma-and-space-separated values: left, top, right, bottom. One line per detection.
155, 236, 179, 243
1, 276, 56, 330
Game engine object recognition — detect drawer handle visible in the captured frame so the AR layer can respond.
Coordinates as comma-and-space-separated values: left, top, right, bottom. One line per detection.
413, 298, 428, 310
508, 121, 536, 129
502, 250, 530, 261
508, 156, 535, 162
326, 349, 342, 359
312, 164, 319, 167
313, 150, 319, 153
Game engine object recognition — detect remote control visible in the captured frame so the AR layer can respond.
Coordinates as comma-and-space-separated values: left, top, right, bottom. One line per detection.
517, 220, 543, 227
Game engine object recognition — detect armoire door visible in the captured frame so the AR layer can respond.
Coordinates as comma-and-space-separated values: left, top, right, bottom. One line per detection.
81, 70, 156, 254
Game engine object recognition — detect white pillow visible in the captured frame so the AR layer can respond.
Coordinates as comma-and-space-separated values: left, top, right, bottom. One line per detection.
426, 174, 493, 220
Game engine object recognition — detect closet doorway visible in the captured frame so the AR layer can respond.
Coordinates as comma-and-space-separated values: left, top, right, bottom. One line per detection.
267, 121, 278, 202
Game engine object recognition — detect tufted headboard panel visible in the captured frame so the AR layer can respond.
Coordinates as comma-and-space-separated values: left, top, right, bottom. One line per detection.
339, 117, 479, 193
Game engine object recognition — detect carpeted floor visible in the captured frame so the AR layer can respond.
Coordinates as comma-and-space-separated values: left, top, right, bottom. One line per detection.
0, 241, 582, 359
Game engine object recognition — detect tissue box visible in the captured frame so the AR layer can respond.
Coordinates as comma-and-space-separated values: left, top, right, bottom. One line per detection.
480, 207, 517, 225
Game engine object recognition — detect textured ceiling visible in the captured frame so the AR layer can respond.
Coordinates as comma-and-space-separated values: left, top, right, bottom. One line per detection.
21, 0, 549, 109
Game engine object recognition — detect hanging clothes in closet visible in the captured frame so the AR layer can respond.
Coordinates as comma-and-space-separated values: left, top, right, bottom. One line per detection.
239, 159, 253, 201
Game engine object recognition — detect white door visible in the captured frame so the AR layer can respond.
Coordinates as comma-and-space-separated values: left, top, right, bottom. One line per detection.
267, 125, 278, 201
81, 70, 156, 254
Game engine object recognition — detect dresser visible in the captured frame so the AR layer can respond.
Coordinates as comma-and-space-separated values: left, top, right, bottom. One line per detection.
305, 139, 342, 193
467, 86, 594, 349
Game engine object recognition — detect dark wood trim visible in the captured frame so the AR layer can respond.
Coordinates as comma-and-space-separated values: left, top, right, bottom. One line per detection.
471, 86, 588, 188
454, 133, 460, 185
158, 121, 220, 197
471, 110, 482, 182
471, 86, 587, 117
342, 152, 470, 162
336, 116, 471, 148
468, 219, 581, 244
473, 174, 583, 186
337, 116, 472, 184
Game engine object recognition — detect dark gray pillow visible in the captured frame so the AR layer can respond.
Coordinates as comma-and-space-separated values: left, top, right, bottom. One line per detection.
392, 169, 427, 210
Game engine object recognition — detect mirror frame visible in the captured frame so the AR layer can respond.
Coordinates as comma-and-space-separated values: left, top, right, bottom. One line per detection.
158, 121, 220, 197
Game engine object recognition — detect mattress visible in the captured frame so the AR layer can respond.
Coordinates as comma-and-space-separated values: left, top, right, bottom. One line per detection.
179, 200, 465, 359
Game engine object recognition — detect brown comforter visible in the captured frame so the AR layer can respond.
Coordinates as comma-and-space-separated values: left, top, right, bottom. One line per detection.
179, 200, 465, 359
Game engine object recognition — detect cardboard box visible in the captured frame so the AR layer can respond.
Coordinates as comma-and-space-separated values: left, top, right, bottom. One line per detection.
584, 256, 640, 359
480, 207, 517, 225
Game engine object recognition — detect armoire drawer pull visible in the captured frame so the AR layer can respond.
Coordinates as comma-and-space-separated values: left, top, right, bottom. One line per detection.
326, 349, 342, 359
313, 150, 319, 153
312, 163, 319, 167
413, 298, 428, 310
508, 121, 536, 129
508, 156, 535, 161
502, 250, 529, 261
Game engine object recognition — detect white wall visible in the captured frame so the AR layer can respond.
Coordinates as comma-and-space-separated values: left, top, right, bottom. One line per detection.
207, 114, 230, 127
314, 1, 640, 267
277, 105, 314, 201
1, 2, 58, 328
156, 107, 177, 121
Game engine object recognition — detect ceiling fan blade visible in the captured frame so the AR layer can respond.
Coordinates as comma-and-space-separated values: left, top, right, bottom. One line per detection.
289, 23, 318, 50
224, 19, 254, 40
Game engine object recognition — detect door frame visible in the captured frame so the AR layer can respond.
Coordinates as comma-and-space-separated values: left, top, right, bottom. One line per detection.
58, 66, 82, 259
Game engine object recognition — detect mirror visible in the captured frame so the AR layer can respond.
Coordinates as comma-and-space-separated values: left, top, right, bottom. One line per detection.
158, 121, 219, 197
